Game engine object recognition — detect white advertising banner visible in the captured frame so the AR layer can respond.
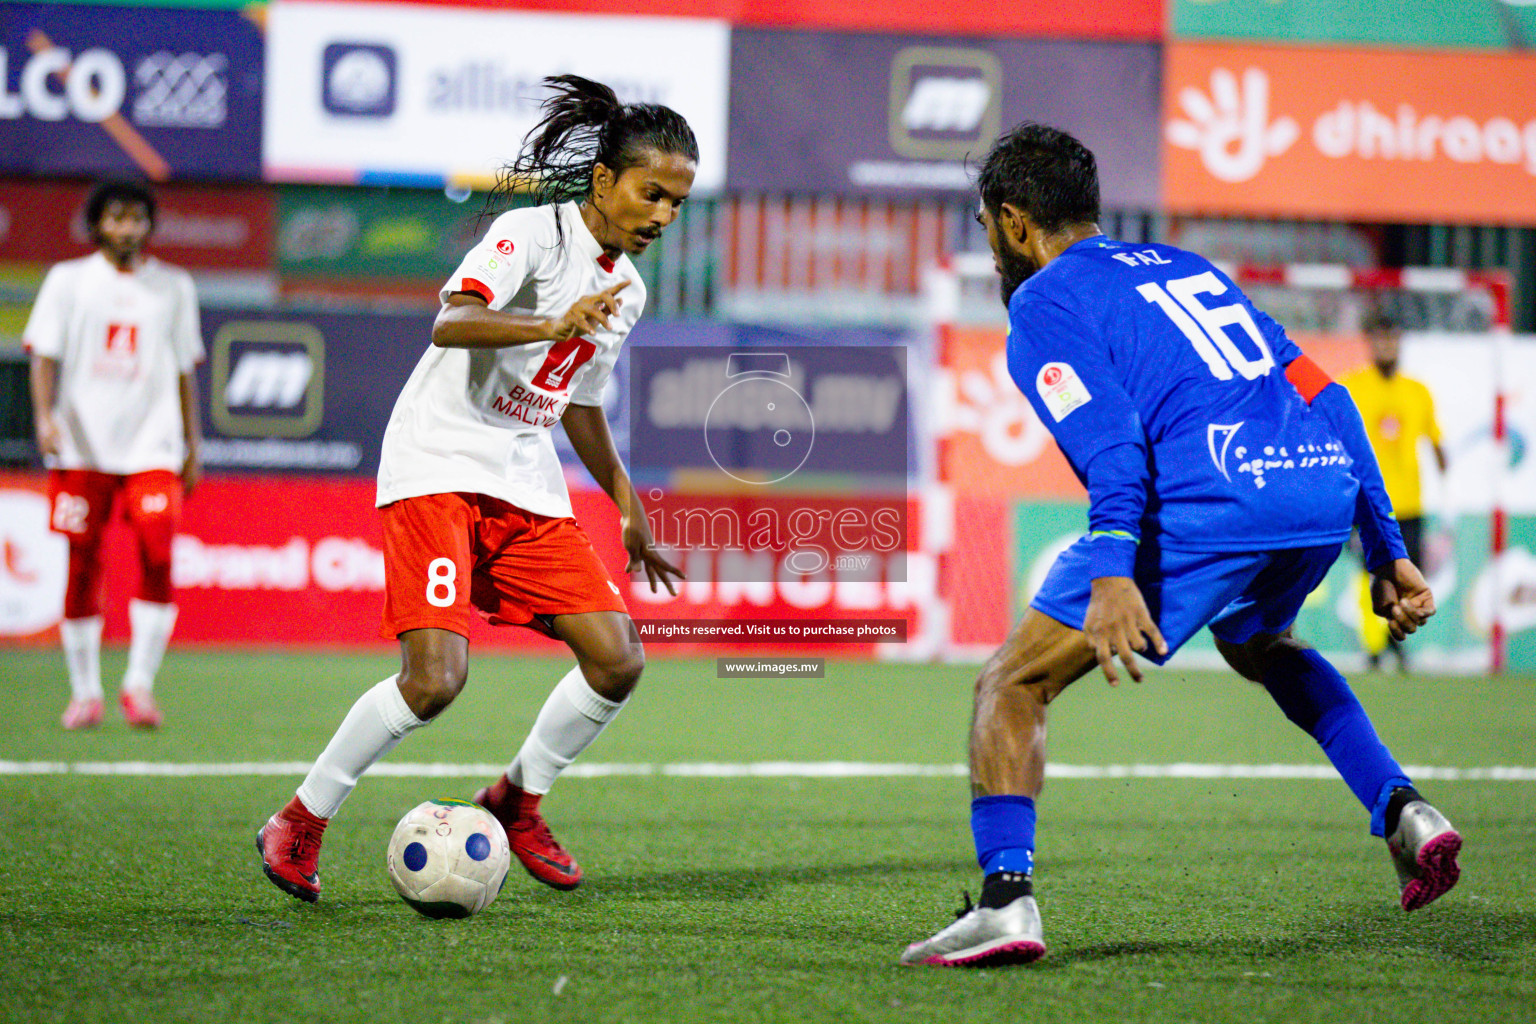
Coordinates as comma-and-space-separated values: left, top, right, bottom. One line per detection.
263, 1, 729, 191
1403, 336, 1536, 516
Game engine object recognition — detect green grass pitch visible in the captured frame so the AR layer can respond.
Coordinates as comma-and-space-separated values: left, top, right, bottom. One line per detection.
1, 647, 1533, 1024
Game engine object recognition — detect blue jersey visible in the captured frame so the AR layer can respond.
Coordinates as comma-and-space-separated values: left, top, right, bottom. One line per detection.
1005, 237, 1360, 579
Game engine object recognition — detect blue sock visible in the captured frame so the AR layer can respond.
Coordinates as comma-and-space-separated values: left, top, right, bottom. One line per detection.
1261, 646, 1412, 836
971, 795, 1036, 875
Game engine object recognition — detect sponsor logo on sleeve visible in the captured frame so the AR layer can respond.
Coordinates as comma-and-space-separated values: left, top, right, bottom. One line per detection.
496, 239, 514, 255
1035, 362, 1090, 422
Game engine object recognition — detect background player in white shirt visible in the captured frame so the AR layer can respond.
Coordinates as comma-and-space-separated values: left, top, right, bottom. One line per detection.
25, 181, 203, 731
258, 76, 693, 902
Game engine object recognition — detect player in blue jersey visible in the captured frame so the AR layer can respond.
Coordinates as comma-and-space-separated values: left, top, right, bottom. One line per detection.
901, 123, 1462, 968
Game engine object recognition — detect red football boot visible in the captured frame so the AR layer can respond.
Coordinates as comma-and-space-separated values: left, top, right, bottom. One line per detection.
256, 796, 327, 902
119, 690, 163, 729
474, 776, 583, 891
61, 698, 104, 730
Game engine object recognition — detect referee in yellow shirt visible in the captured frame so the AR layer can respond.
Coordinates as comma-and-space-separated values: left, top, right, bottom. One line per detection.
1341, 313, 1447, 670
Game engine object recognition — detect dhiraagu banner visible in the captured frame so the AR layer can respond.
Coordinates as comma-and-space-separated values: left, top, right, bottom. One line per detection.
1171, 0, 1536, 50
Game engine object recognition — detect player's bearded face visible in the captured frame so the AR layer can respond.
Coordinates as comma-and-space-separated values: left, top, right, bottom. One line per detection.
590, 150, 697, 257
981, 203, 1039, 305
94, 200, 152, 265
996, 244, 1038, 305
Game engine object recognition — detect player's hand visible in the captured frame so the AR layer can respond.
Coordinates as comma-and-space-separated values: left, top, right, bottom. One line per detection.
551, 281, 628, 340
34, 412, 60, 459
1371, 557, 1435, 642
622, 514, 685, 595
1083, 576, 1168, 686
181, 445, 202, 497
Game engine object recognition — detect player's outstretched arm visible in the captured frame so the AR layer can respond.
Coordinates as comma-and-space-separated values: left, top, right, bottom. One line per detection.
178, 372, 202, 495
1082, 576, 1168, 685
430, 282, 628, 349
1287, 357, 1408, 572
28, 354, 60, 460
1370, 558, 1436, 642
561, 403, 684, 595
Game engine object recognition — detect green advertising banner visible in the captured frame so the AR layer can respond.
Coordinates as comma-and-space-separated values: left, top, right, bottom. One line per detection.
1172, 0, 1536, 50
276, 186, 499, 283
1013, 501, 1536, 674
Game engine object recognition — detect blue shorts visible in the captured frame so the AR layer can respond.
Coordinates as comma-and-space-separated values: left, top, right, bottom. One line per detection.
1030, 538, 1344, 664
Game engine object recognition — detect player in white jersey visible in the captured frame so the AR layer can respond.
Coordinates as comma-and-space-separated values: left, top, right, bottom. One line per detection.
258, 76, 694, 902
24, 181, 203, 732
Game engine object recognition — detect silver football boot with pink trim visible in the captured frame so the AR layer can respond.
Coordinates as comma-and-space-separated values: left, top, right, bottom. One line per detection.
900, 893, 1046, 967
1387, 799, 1462, 911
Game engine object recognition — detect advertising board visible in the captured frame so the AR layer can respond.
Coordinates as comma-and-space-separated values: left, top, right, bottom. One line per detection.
264, 2, 728, 192
0, 2, 262, 179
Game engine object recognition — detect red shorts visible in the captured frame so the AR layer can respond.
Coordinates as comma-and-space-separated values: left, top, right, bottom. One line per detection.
379, 492, 627, 640
48, 469, 182, 546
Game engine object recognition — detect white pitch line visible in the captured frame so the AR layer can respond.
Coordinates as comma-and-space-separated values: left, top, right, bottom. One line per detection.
0, 760, 1533, 781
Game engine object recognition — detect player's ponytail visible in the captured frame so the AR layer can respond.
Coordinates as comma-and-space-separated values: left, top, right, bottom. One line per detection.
486, 74, 698, 233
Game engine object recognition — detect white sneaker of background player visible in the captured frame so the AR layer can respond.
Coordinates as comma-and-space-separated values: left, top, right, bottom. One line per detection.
900, 894, 1046, 966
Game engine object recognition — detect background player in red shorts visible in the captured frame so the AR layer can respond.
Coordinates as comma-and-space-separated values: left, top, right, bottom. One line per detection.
25, 181, 203, 731
258, 76, 693, 902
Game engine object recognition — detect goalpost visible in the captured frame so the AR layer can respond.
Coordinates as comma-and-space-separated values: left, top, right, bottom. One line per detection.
925, 254, 1515, 672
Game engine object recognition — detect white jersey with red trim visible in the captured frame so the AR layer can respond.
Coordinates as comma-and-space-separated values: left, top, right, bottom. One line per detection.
23, 252, 202, 475
376, 201, 645, 517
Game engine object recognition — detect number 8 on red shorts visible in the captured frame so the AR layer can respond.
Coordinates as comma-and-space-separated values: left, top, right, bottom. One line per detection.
379, 491, 628, 640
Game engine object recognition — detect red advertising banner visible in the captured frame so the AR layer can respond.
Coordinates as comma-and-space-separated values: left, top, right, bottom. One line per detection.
0, 473, 929, 657
0, 179, 275, 271
1164, 41, 1536, 225
0, 473, 591, 650
320, 0, 1163, 40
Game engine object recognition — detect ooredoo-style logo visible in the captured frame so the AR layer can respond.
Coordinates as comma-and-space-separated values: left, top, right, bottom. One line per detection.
1166, 67, 1299, 183
0, 490, 66, 636
322, 43, 397, 118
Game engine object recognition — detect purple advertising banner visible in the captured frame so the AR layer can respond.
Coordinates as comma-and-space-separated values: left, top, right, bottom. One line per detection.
0, 3, 262, 180
197, 309, 430, 477
195, 312, 910, 481
728, 28, 1162, 205
628, 341, 909, 486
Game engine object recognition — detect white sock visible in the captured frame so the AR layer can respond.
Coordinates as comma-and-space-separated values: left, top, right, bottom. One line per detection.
506, 666, 626, 795
295, 676, 427, 819
60, 616, 104, 701
123, 599, 178, 694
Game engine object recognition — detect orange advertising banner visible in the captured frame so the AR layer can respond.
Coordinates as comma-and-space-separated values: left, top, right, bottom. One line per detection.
935, 327, 1366, 503
1164, 41, 1536, 225
937, 325, 1085, 501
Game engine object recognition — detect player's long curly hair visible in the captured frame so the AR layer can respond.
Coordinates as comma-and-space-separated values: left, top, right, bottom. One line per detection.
485, 75, 697, 238
84, 180, 157, 235
976, 122, 1099, 234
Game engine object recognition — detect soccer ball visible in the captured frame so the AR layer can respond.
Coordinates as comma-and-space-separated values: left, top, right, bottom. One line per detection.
386, 798, 511, 919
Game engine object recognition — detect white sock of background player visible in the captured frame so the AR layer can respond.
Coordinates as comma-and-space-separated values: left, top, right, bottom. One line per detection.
60, 615, 104, 702
122, 599, 177, 695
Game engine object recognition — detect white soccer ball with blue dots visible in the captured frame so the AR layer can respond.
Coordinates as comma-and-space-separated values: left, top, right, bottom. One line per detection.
386, 798, 511, 918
